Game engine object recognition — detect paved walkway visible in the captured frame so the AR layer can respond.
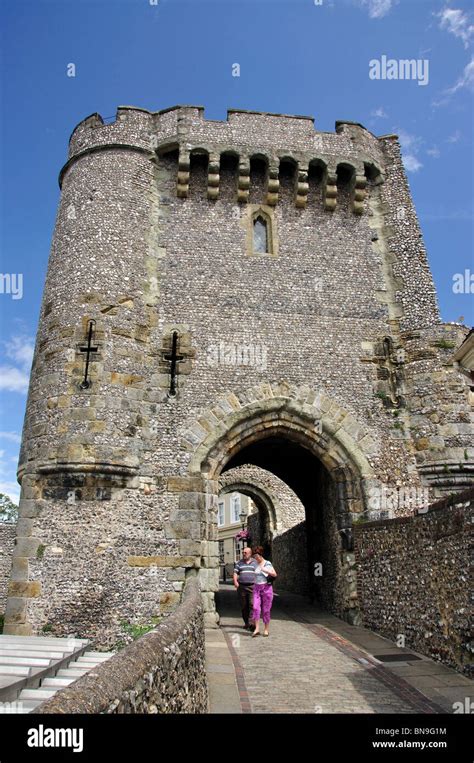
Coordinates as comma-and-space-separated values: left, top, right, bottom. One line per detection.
205, 584, 472, 714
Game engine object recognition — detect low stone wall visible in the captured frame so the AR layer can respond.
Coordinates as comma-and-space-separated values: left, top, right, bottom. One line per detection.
0, 523, 16, 617
354, 488, 472, 675
35, 575, 208, 713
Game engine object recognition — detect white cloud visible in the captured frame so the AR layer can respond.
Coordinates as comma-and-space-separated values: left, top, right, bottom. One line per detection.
5, 335, 34, 369
358, 0, 393, 18
446, 56, 474, 95
0, 366, 30, 393
397, 129, 421, 150
371, 106, 388, 118
426, 146, 441, 158
435, 56, 474, 106
0, 335, 34, 394
402, 155, 423, 172
0, 431, 21, 444
437, 7, 474, 48
397, 129, 423, 173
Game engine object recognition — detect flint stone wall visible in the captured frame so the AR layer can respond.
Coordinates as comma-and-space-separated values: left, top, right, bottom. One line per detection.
0, 523, 16, 615
8, 104, 473, 638
354, 488, 473, 675
35, 576, 208, 713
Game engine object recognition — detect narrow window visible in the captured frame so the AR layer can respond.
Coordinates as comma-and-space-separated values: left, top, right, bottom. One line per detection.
218, 501, 225, 527
253, 215, 268, 253
231, 494, 241, 523
218, 540, 225, 564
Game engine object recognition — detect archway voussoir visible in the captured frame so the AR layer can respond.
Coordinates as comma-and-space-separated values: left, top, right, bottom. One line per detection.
215, 397, 237, 415
190, 423, 209, 441
210, 405, 227, 421
225, 392, 242, 411
181, 437, 198, 451
318, 394, 332, 413
358, 434, 379, 457
294, 385, 314, 403
259, 382, 274, 399
187, 384, 375, 480
197, 416, 217, 434
271, 380, 292, 398
321, 414, 338, 435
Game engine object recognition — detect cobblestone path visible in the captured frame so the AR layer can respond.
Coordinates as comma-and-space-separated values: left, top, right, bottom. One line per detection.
213, 585, 444, 714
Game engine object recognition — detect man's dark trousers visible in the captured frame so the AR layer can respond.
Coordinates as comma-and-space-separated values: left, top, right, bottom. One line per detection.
238, 584, 254, 626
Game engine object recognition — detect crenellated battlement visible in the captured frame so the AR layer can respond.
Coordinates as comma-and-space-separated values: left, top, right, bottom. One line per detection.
63, 105, 388, 214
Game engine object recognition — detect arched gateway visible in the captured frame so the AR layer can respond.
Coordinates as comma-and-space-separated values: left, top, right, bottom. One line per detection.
182, 383, 375, 626
4, 105, 472, 647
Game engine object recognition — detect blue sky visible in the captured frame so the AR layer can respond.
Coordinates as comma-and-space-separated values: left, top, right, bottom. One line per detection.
0, 0, 473, 503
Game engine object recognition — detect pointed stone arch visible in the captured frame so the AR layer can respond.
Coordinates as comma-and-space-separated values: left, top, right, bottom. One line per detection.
218, 464, 306, 536
179, 382, 378, 626
183, 381, 376, 487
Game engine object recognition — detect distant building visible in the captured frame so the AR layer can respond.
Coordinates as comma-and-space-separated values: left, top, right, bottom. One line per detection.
217, 493, 255, 580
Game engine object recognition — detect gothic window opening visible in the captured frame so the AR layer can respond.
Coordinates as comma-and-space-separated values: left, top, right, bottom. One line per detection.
253, 215, 268, 253
247, 205, 277, 257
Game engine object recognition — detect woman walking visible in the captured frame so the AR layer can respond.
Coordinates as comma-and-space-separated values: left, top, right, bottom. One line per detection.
251, 546, 277, 637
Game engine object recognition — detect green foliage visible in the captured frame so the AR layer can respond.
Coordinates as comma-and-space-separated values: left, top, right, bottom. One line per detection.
36, 544, 46, 559
42, 623, 53, 633
433, 339, 456, 350
0, 613, 4, 634
0, 493, 18, 523
120, 621, 153, 639
113, 617, 162, 649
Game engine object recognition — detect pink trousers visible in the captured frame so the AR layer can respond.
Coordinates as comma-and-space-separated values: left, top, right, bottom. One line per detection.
252, 583, 274, 624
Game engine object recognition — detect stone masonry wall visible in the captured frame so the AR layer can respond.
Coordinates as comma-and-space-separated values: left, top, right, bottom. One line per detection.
35, 576, 208, 713
0, 523, 16, 616
6, 104, 473, 639
354, 488, 473, 675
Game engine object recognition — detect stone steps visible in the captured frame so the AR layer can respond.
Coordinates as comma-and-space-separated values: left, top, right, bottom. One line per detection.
0, 649, 68, 660
0, 634, 114, 712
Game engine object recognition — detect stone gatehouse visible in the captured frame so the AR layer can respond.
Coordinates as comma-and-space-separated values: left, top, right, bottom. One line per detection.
3, 105, 472, 647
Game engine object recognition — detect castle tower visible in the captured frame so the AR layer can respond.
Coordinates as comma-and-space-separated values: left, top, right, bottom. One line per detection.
5, 106, 472, 644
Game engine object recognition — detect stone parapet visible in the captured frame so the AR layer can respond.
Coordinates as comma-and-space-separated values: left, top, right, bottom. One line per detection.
34, 576, 208, 714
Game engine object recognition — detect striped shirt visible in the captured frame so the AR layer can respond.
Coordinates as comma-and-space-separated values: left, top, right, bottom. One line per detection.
234, 558, 259, 585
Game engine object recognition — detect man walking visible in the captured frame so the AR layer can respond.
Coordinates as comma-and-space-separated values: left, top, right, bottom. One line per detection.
233, 547, 258, 630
